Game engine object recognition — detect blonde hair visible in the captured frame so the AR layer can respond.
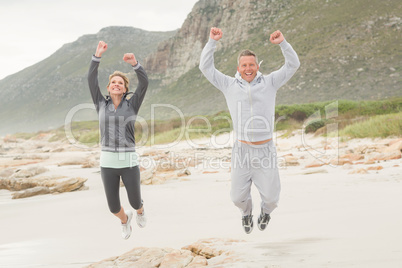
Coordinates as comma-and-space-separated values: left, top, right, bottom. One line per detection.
237, 49, 259, 66
107, 71, 130, 93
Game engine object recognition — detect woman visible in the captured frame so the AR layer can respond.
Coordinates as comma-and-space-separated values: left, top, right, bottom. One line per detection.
87, 41, 148, 239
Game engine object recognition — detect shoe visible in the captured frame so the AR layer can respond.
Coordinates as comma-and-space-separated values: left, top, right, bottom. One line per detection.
136, 209, 147, 228
257, 209, 271, 231
121, 210, 133, 239
242, 215, 253, 234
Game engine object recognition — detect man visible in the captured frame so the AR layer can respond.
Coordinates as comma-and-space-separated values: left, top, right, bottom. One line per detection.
199, 27, 300, 233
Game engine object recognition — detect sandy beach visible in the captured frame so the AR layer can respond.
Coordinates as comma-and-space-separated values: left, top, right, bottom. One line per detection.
0, 131, 401, 267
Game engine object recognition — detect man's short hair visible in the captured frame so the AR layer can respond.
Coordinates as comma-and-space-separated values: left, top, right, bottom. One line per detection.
237, 49, 259, 66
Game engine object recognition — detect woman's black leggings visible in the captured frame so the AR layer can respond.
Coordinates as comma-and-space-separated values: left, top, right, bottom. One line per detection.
100, 166, 143, 214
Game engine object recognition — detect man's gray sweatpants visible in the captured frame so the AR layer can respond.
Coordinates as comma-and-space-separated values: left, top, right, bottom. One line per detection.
230, 140, 281, 217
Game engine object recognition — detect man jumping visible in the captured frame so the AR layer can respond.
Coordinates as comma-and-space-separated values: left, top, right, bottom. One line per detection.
199, 27, 300, 233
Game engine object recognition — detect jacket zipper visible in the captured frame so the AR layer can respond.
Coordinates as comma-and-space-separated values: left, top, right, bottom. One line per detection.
114, 106, 118, 152
247, 83, 254, 141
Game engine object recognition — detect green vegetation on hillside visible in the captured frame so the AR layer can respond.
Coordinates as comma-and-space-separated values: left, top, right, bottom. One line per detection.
12, 98, 401, 145
337, 112, 402, 138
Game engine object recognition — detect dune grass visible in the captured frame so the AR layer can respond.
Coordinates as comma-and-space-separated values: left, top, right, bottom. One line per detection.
336, 112, 402, 138
11, 98, 402, 145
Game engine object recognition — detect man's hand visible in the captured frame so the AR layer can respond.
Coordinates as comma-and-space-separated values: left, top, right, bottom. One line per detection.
210, 27, 223, 41
123, 53, 138, 66
95, 41, 107, 57
269, 30, 284, 44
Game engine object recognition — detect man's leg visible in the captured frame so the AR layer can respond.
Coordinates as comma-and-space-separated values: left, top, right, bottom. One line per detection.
253, 166, 280, 215
251, 142, 281, 230
230, 142, 253, 216
231, 142, 254, 233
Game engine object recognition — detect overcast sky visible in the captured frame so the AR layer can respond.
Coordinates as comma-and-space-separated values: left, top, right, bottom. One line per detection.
0, 0, 199, 80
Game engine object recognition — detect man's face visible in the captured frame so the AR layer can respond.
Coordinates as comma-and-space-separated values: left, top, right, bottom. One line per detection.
237, 55, 259, 83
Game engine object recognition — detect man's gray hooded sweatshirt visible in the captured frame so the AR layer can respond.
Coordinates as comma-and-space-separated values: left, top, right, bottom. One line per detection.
88, 56, 148, 152
199, 38, 300, 142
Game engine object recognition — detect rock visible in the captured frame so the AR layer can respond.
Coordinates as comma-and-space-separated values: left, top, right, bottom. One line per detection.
283, 154, 300, 166
141, 148, 161, 157
202, 171, 219, 174
305, 161, 326, 168
0, 176, 50, 191
14, 154, 49, 160
0, 159, 43, 168
324, 145, 332, 150
381, 139, 402, 153
3, 176, 88, 199
329, 158, 353, 166
208, 253, 241, 266
136, 247, 170, 267
12, 186, 51, 199
342, 164, 353, 170
277, 142, 293, 151
367, 166, 384, 170
388, 138, 402, 147
182, 238, 237, 259
11, 166, 48, 178
355, 144, 384, 154
156, 158, 187, 172
187, 256, 208, 267
50, 147, 65, 153
3, 135, 18, 143
186, 158, 202, 167
349, 168, 368, 174
140, 167, 156, 183
159, 250, 193, 268
58, 157, 87, 166
0, 167, 14, 178
340, 153, 364, 161
177, 169, 191, 177
156, 159, 176, 172
81, 160, 98, 168
302, 169, 328, 175
85, 238, 240, 267
151, 176, 167, 185
52, 177, 88, 193
368, 151, 401, 161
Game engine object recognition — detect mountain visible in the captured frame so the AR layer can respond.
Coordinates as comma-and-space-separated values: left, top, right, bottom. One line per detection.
141, 0, 401, 118
0, 27, 176, 135
0, 0, 401, 135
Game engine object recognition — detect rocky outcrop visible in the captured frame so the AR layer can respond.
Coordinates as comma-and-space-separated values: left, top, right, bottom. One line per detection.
144, 0, 288, 84
0, 174, 88, 199
86, 238, 241, 268
0, 165, 88, 199
302, 137, 402, 173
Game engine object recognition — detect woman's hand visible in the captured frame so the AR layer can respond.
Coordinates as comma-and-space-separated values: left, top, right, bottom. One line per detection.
123, 53, 138, 66
95, 41, 108, 57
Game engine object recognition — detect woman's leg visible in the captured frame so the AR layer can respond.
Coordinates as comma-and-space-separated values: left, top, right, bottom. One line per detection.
101, 167, 128, 223
120, 166, 143, 213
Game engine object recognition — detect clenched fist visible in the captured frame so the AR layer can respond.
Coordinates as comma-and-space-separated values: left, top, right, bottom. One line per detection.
269, 30, 285, 44
95, 41, 108, 57
123, 53, 138, 66
210, 27, 223, 41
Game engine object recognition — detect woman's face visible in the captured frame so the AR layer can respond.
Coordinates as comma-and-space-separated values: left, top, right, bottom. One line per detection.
107, 75, 126, 95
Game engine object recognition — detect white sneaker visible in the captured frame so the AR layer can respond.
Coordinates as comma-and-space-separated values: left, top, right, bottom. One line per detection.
136, 209, 147, 228
121, 210, 133, 239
